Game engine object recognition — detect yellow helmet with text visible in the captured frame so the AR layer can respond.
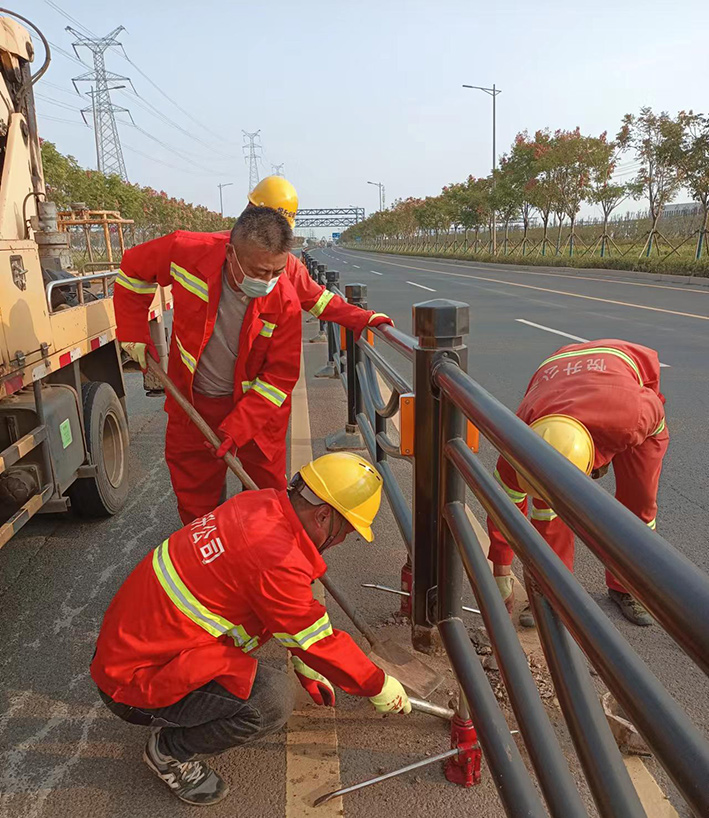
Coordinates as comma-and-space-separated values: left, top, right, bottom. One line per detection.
248, 176, 298, 227
517, 414, 595, 499
299, 452, 383, 541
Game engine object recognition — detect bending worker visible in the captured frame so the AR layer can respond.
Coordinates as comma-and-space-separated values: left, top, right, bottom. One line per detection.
489, 339, 668, 628
91, 452, 410, 807
115, 207, 303, 523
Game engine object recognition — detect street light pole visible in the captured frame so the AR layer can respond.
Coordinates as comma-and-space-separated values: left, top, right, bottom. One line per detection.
217, 182, 233, 217
462, 83, 502, 254
367, 180, 385, 211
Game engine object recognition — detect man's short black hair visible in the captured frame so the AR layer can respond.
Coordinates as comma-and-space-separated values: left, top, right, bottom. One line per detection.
230, 206, 293, 254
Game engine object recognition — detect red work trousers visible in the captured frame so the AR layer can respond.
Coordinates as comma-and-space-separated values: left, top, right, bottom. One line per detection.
165, 392, 287, 525
487, 427, 669, 593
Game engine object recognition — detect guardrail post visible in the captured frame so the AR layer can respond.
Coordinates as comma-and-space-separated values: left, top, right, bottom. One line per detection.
325, 283, 366, 451
315, 269, 341, 379
309, 264, 328, 342
411, 299, 469, 653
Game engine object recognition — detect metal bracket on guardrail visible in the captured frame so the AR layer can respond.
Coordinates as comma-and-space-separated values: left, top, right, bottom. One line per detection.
315, 269, 342, 379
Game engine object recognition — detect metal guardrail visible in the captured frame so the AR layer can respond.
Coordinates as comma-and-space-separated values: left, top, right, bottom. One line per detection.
304, 250, 709, 817
45, 269, 119, 313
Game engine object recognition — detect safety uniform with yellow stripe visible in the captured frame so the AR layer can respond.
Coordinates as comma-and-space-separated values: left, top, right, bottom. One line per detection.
91, 488, 385, 709
114, 230, 302, 499
487, 339, 669, 595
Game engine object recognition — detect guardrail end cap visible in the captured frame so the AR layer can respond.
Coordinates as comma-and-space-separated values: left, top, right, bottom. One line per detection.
413, 299, 469, 339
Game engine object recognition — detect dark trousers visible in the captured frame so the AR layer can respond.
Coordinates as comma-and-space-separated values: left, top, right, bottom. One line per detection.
98, 663, 295, 762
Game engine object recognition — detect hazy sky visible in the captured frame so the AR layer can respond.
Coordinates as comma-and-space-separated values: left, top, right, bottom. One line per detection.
23, 0, 709, 221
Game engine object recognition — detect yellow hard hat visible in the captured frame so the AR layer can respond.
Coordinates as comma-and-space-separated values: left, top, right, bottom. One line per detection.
248, 176, 298, 227
300, 452, 383, 542
517, 414, 595, 499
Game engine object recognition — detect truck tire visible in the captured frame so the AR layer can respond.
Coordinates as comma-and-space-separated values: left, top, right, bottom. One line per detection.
69, 382, 130, 517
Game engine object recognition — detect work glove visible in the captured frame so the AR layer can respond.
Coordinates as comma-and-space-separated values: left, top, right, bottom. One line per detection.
369, 674, 412, 714
120, 341, 158, 371
494, 573, 515, 615
203, 435, 235, 459
368, 313, 394, 330
291, 656, 336, 707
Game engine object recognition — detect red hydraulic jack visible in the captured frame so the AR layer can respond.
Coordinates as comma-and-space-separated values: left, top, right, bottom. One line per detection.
313, 690, 488, 806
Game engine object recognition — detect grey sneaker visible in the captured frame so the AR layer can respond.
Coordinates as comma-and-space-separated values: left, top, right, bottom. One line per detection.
143, 729, 229, 806
519, 604, 536, 629
608, 589, 654, 626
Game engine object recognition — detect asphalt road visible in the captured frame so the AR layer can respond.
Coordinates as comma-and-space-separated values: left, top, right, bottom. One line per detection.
0, 247, 707, 817
313, 247, 709, 737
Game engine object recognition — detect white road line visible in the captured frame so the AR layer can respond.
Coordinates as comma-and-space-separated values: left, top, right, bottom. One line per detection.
515, 319, 670, 368
353, 265, 361, 269
371, 270, 383, 276
407, 280, 436, 292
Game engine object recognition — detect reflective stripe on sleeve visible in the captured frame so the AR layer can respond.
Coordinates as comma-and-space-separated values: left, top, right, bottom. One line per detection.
152, 540, 258, 651
252, 378, 287, 407
531, 506, 558, 522
274, 613, 334, 651
651, 418, 665, 436
116, 270, 158, 296
647, 518, 657, 530
174, 335, 197, 374
309, 290, 334, 318
494, 469, 526, 504
259, 320, 276, 338
538, 347, 643, 386
170, 263, 209, 302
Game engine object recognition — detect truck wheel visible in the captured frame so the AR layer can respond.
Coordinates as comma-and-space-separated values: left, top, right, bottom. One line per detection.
69, 382, 130, 517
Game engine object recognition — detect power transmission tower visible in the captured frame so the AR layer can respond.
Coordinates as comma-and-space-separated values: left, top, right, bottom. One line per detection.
242, 130, 262, 192
68, 26, 134, 180
271, 163, 285, 177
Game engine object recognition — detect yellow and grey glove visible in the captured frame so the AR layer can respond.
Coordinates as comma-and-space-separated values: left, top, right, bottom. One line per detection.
494, 574, 515, 614
121, 341, 148, 369
369, 674, 412, 714
291, 655, 336, 707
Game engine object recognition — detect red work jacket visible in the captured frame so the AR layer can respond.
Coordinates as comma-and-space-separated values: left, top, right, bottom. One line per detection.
91, 489, 385, 708
114, 231, 302, 459
488, 340, 668, 568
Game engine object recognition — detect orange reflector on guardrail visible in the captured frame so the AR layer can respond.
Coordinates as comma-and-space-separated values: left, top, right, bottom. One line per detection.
340, 326, 347, 349
467, 421, 480, 453
399, 393, 415, 456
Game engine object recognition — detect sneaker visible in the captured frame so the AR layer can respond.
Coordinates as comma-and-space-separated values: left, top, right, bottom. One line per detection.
143, 729, 229, 806
608, 589, 654, 626
519, 604, 536, 629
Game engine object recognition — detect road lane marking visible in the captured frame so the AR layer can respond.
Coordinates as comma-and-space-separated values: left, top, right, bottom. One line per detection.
353, 265, 360, 269
349, 254, 709, 322
407, 281, 436, 292
287, 349, 342, 816
515, 319, 670, 367
338, 249, 709, 296
370, 270, 383, 275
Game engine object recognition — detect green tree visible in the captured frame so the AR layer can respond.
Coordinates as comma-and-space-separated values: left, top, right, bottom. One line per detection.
617, 108, 682, 256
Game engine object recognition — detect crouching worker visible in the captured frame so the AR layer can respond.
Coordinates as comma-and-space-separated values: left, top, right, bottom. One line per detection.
91, 452, 410, 806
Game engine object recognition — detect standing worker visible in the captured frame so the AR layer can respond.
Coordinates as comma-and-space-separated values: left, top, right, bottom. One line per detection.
246, 176, 394, 337
488, 339, 668, 627
115, 207, 303, 523
91, 452, 411, 806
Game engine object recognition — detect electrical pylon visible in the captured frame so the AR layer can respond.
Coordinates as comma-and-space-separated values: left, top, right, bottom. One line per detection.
242, 130, 262, 192
68, 26, 134, 180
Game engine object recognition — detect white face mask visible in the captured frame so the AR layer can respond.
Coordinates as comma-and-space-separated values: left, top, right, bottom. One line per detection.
231, 250, 280, 298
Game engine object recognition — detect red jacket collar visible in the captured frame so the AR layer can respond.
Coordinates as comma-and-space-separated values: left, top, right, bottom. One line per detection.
277, 490, 327, 578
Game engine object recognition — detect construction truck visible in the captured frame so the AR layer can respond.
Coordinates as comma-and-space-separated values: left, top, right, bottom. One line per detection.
0, 12, 169, 548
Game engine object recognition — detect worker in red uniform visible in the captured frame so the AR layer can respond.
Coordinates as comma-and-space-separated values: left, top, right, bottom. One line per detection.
116, 207, 303, 522
245, 176, 393, 337
489, 340, 668, 628
91, 452, 411, 806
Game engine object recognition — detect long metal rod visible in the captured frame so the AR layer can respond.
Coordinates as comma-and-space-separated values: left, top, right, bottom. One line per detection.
358, 337, 413, 397
361, 583, 479, 614
444, 436, 709, 816
407, 698, 455, 720
434, 358, 709, 676
313, 748, 459, 806
444, 499, 588, 818
527, 585, 645, 818
438, 617, 548, 818
370, 323, 415, 361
